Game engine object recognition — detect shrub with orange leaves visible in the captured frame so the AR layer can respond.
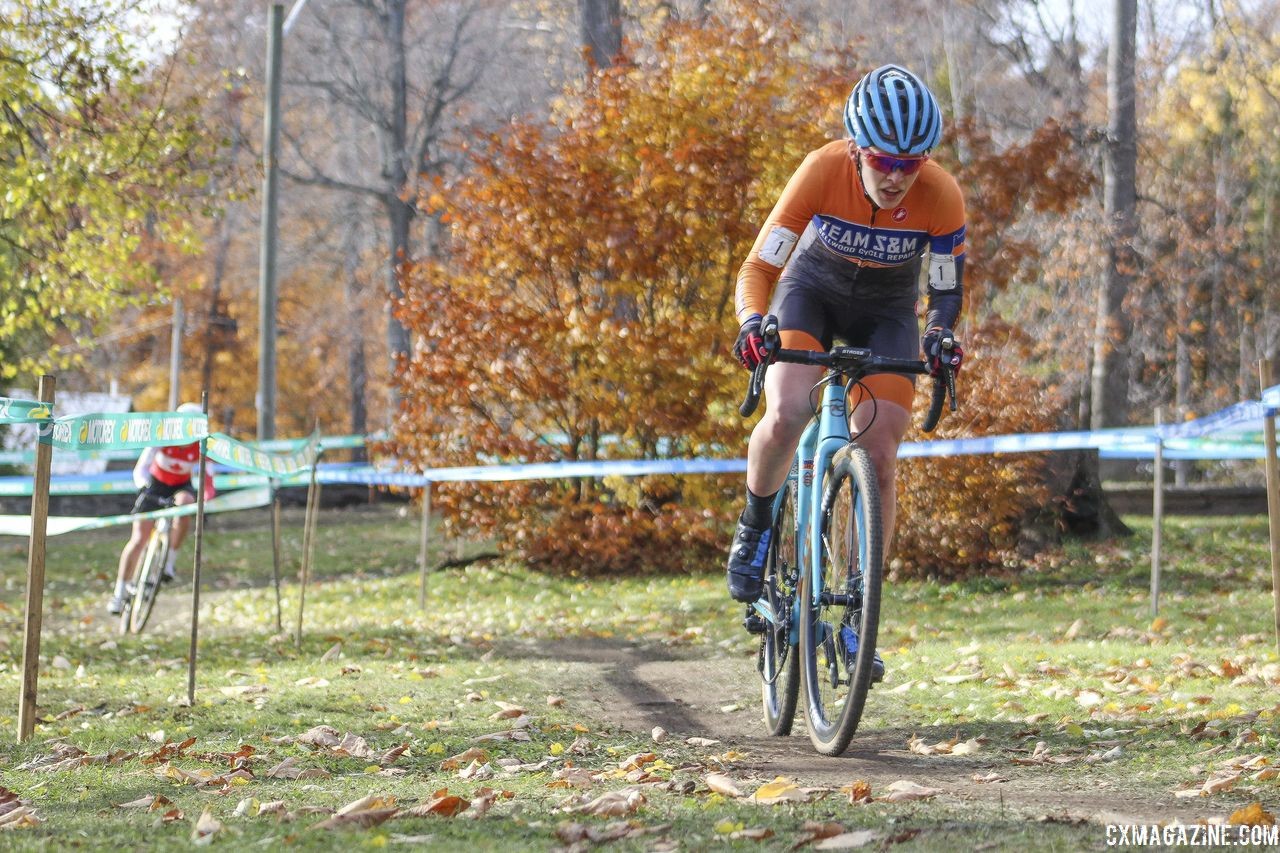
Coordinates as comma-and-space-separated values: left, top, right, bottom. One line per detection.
892, 318, 1069, 579
393, 9, 1091, 577
393, 6, 844, 574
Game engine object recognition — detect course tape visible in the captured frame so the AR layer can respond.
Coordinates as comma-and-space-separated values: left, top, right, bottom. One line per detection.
41, 411, 207, 453
0, 464, 346, 498
318, 458, 747, 488
0, 432, 365, 466
0, 486, 272, 537
205, 431, 319, 477
0, 397, 52, 424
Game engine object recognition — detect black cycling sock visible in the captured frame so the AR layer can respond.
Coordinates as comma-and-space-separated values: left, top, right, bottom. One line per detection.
741, 487, 779, 530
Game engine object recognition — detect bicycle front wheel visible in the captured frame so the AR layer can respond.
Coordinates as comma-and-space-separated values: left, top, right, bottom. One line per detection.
760, 480, 800, 736
800, 443, 883, 756
128, 525, 169, 634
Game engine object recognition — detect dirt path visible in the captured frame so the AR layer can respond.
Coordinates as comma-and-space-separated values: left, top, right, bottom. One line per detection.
526, 637, 1219, 827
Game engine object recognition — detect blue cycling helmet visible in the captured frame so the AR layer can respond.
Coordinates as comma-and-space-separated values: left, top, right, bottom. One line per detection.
843, 64, 942, 155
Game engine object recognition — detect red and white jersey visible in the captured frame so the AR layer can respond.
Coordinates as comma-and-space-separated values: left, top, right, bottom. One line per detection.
133, 443, 210, 491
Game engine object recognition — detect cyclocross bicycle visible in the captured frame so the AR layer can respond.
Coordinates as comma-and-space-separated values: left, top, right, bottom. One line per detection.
740, 315, 958, 755
120, 500, 178, 635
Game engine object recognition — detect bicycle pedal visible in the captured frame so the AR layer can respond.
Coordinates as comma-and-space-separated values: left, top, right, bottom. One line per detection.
743, 612, 768, 634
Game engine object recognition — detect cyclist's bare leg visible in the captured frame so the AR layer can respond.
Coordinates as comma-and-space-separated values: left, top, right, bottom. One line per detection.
169, 491, 196, 550
849, 399, 910, 551
746, 361, 826, 497
116, 517, 155, 590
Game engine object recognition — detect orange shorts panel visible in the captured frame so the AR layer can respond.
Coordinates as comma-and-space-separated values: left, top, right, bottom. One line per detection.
848, 373, 915, 412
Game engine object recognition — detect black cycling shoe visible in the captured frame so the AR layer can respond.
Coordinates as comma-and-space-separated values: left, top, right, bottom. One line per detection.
726, 520, 771, 602
840, 625, 885, 683
743, 610, 768, 634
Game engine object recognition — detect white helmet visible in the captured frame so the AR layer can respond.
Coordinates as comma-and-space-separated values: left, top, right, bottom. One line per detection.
177, 402, 203, 414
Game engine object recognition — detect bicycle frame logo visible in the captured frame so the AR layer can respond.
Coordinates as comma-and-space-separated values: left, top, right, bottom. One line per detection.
802, 460, 814, 488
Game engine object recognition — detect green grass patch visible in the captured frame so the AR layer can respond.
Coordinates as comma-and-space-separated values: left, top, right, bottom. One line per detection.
0, 507, 1277, 849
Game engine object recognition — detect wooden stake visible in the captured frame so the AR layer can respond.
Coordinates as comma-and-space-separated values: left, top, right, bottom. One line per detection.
295, 449, 321, 647
271, 489, 283, 632
1150, 407, 1164, 617
418, 484, 431, 609
1260, 360, 1280, 657
18, 375, 55, 742
186, 391, 210, 705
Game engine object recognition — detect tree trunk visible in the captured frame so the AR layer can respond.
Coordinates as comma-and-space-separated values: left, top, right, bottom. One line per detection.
579, 0, 621, 70
342, 200, 368, 462
1090, 0, 1137, 430
383, 0, 412, 410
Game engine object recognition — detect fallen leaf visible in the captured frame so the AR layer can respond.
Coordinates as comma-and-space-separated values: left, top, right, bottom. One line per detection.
569, 788, 645, 817
842, 780, 873, 804
459, 760, 494, 781
190, 807, 222, 845
705, 774, 744, 797
685, 736, 720, 747
490, 702, 527, 720
379, 743, 409, 766
336, 795, 396, 816
319, 643, 342, 661
0, 786, 40, 829
797, 821, 848, 845
1229, 802, 1276, 826
878, 781, 942, 802
441, 748, 488, 771
1063, 618, 1084, 641
330, 733, 373, 758
296, 725, 341, 748
547, 695, 565, 707
729, 827, 774, 840
404, 790, 470, 818
1203, 772, 1242, 795
751, 777, 808, 804
814, 830, 880, 849
619, 752, 657, 771
651, 726, 668, 743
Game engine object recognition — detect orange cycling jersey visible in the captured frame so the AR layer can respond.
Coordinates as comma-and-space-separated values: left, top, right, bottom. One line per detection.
734, 140, 966, 332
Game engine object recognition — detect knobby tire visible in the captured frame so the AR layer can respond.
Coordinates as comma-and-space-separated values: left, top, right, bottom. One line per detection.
128, 524, 169, 634
760, 480, 800, 736
800, 444, 883, 756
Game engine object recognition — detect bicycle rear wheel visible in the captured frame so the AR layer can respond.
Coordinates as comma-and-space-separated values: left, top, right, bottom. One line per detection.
800, 443, 882, 756
128, 524, 169, 634
759, 480, 800, 736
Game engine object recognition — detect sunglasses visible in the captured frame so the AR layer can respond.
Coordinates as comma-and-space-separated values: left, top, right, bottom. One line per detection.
859, 148, 929, 175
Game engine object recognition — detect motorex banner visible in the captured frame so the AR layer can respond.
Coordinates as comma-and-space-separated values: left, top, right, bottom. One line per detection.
204, 431, 319, 477
41, 411, 208, 453
0, 397, 52, 424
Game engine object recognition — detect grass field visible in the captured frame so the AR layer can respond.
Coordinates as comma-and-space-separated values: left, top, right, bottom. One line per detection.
0, 506, 1277, 850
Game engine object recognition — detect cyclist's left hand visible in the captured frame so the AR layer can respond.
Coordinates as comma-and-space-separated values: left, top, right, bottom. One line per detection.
922, 327, 964, 376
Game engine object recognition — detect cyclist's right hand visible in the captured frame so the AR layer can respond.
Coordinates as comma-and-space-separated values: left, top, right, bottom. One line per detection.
734, 314, 768, 370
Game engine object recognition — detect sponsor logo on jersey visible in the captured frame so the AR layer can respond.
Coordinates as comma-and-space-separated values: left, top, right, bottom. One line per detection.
812, 215, 924, 265
892, 207, 908, 222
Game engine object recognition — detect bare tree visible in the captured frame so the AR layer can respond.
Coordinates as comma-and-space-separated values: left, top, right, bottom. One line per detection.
1090, 0, 1137, 430
579, 0, 622, 69
279, 0, 510, 413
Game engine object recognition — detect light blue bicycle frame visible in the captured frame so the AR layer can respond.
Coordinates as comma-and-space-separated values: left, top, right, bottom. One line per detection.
751, 376, 852, 644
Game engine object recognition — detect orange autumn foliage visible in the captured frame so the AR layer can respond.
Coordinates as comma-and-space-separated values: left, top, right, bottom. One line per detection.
392, 8, 843, 574
392, 8, 1092, 576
